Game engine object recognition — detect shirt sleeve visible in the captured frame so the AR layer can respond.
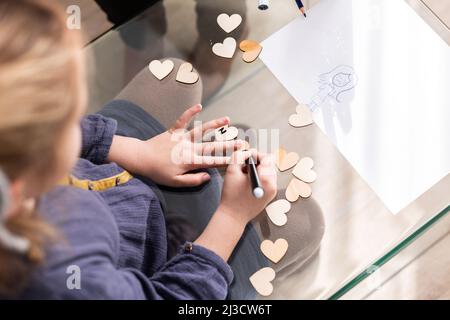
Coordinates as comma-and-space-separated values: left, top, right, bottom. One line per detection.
76, 244, 234, 300
80, 114, 117, 164
29, 188, 233, 300
39, 242, 233, 300
148, 243, 234, 300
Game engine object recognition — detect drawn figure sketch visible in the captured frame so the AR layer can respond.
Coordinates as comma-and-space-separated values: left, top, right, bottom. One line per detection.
307, 65, 358, 141
308, 65, 358, 111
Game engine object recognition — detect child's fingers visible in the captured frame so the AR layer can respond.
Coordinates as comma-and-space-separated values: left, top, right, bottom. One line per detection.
189, 116, 230, 141
248, 150, 277, 180
227, 149, 253, 174
197, 139, 247, 155
258, 152, 275, 166
173, 172, 211, 187
256, 153, 277, 196
256, 152, 276, 175
170, 104, 202, 132
191, 155, 231, 168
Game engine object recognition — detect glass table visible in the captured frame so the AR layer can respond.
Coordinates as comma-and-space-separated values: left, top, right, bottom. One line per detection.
85, 0, 450, 299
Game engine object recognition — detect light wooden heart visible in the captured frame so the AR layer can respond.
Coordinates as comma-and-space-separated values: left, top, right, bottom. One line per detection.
275, 148, 299, 172
249, 267, 276, 297
176, 63, 199, 84
260, 239, 288, 264
289, 104, 313, 128
285, 178, 312, 202
292, 157, 317, 183
217, 13, 242, 33
148, 60, 174, 80
239, 40, 263, 63
215, 126, 239, 141
212, 37, 237, 59
265, 199, 291, 227
242, 48, 262, 63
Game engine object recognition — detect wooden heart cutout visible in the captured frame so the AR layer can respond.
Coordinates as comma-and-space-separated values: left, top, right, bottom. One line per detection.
242, 48, 262, 63
249, 267, 276, 297
176, 63, 199, 84
275, 148, 299, 172
285, 178, 312, 202
292, 157, 317, 183
215, 125, 239, 141
260, 239, 288, 264
217, 13, 242, 33
239, 40, 263, 63
265, 199, 291, 227
239, 40, 260, 52
148, 60, 174, 80
212, 37, 237, 59
289, 104, 313, 128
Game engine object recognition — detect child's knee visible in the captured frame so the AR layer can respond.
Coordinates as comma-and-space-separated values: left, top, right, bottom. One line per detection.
256, 190, 325, 278
124, 58, 203, 92
143, 58, 203, 90
167, 57, 203, 92
116, 57, 204, 127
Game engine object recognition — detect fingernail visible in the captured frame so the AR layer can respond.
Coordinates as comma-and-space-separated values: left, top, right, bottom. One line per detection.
197, 104, 203, 110
202, 174, 210, 182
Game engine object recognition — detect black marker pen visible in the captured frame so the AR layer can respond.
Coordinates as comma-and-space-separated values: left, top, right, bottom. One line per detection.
246, 155, 264, 199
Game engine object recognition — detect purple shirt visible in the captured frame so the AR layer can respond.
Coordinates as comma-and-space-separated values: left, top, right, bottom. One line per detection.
19, 114, 233, 300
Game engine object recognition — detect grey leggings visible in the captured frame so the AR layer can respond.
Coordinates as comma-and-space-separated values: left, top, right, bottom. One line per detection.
97, 59, 325, 299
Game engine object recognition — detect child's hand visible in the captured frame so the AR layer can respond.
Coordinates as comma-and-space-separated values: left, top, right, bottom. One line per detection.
218, 149, 278, 225
194, 149, 277, 262
109, 104, 246, 187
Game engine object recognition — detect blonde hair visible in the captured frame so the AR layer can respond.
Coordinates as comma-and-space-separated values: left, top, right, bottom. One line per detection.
0, 0, 83, 296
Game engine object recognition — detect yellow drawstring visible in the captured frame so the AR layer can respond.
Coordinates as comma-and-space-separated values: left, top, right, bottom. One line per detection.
60, 170, 133, 191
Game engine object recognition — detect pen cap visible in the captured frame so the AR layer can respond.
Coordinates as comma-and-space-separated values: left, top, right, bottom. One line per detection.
253, 187, 264, 199
258, 0, 269, 10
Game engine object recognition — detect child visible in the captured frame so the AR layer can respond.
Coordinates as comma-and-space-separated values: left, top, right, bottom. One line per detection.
0, 0, 277, 299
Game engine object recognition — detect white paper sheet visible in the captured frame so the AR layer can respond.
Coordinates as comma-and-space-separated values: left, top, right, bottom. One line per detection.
260, 0, 450, 214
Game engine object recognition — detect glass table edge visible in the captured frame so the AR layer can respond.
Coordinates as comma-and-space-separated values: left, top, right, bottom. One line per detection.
328, 204, 450, 300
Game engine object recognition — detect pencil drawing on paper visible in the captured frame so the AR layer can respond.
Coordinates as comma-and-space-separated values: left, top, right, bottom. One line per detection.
308, 65, 358, 111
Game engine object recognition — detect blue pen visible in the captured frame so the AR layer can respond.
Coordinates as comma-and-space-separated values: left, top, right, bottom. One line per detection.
295, 0, 307, 18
